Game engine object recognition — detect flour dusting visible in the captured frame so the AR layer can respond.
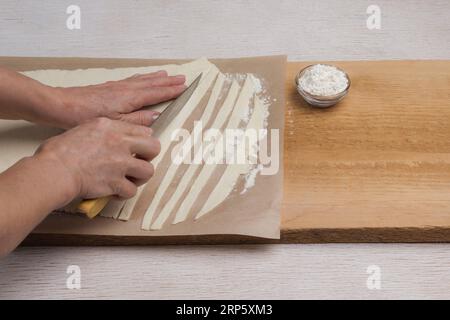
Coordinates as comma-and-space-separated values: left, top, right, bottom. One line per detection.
241, 164, 264, 195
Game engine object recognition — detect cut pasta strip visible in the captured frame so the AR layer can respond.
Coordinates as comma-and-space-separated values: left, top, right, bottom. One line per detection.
117, 64, 219, 221
138, 68, 219, 227
171, 75, 254, 225
143, 74, 224, 229
148, 74, 227, 230
99, 200, 123, 219
196, 93, 266, 219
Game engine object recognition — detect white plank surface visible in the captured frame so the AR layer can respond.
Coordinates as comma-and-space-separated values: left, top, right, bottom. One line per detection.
1, 245, 450, 300
1, 0, 449, 61
1, 0, 450, 299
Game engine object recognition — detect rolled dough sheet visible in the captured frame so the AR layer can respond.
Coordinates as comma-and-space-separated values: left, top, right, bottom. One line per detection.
0, 55, 285, 240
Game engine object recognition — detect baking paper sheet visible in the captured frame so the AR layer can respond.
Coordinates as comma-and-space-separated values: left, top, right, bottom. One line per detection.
0, 56, 285, 241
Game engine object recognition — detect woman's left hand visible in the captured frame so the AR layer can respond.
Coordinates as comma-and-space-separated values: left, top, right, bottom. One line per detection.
52, 70, 186, 128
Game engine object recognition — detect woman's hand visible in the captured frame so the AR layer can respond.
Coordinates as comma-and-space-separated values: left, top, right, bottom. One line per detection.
54, 71, 186, 129
0, 117, 161, 256
34, 117, 160, 200
0, 67, 186, 129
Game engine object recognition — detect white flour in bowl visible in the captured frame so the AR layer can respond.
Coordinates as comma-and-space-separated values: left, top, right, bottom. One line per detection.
298, 64, 348, 96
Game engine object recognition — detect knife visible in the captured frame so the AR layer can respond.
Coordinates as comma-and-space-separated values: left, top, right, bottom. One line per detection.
76, 74, 202, 218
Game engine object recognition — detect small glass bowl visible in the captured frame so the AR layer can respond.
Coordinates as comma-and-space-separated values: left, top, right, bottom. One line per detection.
295, 64, 351, 108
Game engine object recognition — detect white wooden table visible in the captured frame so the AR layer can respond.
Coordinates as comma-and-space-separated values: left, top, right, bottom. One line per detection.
1, 0, 449, 299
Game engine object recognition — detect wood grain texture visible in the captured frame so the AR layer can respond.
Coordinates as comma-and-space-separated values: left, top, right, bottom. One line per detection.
1, 0, 450, 299
283, 60, 450, 242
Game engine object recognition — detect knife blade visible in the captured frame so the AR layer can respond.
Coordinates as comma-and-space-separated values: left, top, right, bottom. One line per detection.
151, 73, 202, 138
77, 73, 202, 218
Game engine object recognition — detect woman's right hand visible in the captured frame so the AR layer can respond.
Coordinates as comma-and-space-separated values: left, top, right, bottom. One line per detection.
34, 117, 160, 201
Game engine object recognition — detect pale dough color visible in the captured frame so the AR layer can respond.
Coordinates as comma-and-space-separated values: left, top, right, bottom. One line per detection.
16, 59, 269, 230
146, 74, 226, 230
171, 80, 241, 225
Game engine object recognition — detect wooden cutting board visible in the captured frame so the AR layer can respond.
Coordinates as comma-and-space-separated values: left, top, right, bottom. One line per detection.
282, 60, 450, 243
8, 58, 449, 244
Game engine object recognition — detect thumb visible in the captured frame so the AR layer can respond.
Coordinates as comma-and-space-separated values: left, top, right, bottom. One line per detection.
119, 110, 160, 127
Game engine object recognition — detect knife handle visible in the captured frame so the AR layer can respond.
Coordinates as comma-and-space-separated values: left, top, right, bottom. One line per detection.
77, 196, 112, 219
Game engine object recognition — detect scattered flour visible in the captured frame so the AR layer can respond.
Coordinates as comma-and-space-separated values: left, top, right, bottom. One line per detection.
241, 164, 264, 195
225, 73, 272, 195
240, 98, 252, 123
250, 74, 264, 94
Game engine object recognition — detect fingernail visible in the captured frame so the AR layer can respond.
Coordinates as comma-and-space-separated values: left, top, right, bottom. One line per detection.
175, 75, 186, 80
152, 113, 160, 120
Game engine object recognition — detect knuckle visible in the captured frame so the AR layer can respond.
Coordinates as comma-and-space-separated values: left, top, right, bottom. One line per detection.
105, 131, 121, 146
111, 180, 123, 196
36, 138, 57, 154
137, 113, 147, 125
119, 155, 130, 167
111, 154, 127, 170
38, 139, 51, 151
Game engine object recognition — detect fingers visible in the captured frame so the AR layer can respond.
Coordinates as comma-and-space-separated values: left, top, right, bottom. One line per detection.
119, 110, 160, 126
114, 179, 138, 199
114, 160, 154, 199
127, 134, 161, 161
114, 158, 155, 199
135, 85, 187, 106
139, 75, 186, 88
112, 122, 158, 198
123, 72, 187, 112
129, 70, 167, 79
125, 159, 154, 186
138, 70, 168, 79
129, 72, 185, 89
107, 120, 159, 161
111, 119, 153, 137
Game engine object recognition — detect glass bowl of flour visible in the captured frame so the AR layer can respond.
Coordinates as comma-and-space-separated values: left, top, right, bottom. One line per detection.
295, 64, 350, 108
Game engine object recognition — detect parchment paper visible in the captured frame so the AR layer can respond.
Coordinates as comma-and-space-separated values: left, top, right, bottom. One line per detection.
0, 56, 285, 240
